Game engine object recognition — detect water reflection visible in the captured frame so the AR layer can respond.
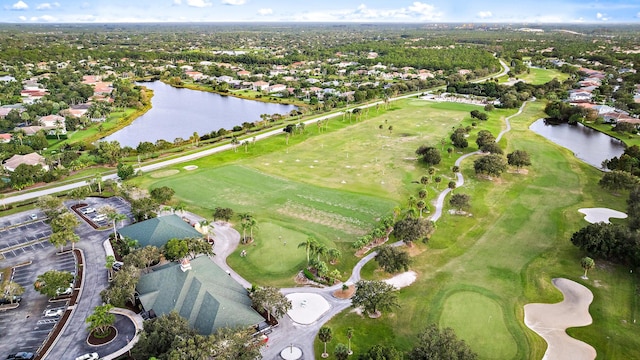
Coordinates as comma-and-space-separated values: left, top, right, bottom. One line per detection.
529, 119, 625, 169
104, 81, 297, 147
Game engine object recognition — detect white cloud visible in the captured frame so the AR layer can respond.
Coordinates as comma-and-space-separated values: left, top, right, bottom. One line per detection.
173, 0, 182, 4
407, 2, 441, 20
185, 0, 212, 7
477, 11, 492, 19
222, 0, 245, 5
258, 8, 272, 16
596, 12, 609, 21
11, 1, 29, 10
293, 3, 442, 22
30, 15, 56, 22
18, 15, 26, 21
36, 2, 60, 10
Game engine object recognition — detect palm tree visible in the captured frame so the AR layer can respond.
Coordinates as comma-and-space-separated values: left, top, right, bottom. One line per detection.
428, 167, 436, 181
581, 257, 595, 279
346, 328, 354, 355
313, 243, 328, 262
231, 136, 239, 152
407, 195, 417, 209
416, 200, 426, 218
298, 237, 317, 264
318, 326, 332, 358
3, 281, 24, 304
199, 220, 213, 242
434, 176, 442, 189
327, 248, 342, 265
105, 255, 115, 279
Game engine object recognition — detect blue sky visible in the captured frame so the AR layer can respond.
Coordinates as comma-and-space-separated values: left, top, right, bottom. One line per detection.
1, 0, 640, 23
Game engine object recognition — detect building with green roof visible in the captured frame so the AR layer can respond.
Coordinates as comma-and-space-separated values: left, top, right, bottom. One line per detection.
117, 214, 202, 248
136, 256, 264, 335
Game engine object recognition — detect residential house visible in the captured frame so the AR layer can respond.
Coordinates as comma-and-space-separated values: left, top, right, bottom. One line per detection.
268, 84, 286, 93
3, 152, 49, 172
252, 81, 270, 92
568, 89, 592, 102
0, 134, 11, 143
185, 71, 205, 81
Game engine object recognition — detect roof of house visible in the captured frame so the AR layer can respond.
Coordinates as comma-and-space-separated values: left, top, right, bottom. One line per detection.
136, 256, 263, 335
3, 152, 46, 171
117, 214, 202, 248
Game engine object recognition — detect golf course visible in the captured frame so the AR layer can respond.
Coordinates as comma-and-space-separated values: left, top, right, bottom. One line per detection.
134, 98, 640, 359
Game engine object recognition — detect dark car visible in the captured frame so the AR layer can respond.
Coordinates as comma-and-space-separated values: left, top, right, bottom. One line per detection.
7, 352, 35, 360
0, 296, 22, 305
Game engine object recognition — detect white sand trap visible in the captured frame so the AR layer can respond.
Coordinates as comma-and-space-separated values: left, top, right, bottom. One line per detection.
183, 165, 198, 171
286, 293, 331, 325
524, 278, 596, 360
383, 271, 417, 289
578, 208, 627, 224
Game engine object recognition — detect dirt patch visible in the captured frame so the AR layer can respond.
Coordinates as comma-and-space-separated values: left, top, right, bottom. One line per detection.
150, 169, 179, 178
384, 271, 417, 289
507, 168, 529, 175
333, 285, 355, 299
183, 165, 198, 171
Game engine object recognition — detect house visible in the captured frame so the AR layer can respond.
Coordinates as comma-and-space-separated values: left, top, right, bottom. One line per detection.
268, 84, 286, 93
0, 133, 11, 143
136, 256, 264, 335
185, 71, 204, 81
117, 214, 202, 248
252, 81, 269, 92
568, 90, 592, 102
3, 152, 48, 172
237, 70, 251, 77
217, 75, 234, 83
39, 115, 65, 129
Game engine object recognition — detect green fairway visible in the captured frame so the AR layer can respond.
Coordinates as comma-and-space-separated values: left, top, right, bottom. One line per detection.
500, 67, 569, 85
439, 291, 517, 359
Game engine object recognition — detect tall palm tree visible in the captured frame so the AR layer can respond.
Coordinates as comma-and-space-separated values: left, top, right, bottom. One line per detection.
298, 237, 317, 264
318, 327, 332, 358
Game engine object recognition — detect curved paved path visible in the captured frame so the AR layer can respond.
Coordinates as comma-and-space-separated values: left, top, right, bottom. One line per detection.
524, 278, 596, 360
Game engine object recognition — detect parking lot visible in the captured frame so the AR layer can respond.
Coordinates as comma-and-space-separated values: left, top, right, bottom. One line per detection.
73, 197, 134, 229
0, 247, 75, 356
0, 197, 135, 359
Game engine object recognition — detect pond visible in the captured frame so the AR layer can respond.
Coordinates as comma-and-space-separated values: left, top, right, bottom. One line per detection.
529, 119, 625, 169
103, 81, 297, 148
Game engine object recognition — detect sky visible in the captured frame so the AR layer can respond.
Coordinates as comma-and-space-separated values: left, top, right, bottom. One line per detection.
1, 0, 640, 24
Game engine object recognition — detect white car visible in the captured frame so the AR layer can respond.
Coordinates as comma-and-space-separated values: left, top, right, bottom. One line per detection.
81, 207, 96, 215
55, 283, 73, 296
92, 214, 107, 222
43, 308, 64, 317
74, 353, 99, 360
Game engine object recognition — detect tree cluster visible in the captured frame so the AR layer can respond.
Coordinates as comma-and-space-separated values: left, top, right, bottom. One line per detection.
375, 246, 411, 273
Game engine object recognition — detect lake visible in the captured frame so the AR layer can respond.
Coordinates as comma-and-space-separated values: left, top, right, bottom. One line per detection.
103, 81, 297, 148
529, 119, 625, 169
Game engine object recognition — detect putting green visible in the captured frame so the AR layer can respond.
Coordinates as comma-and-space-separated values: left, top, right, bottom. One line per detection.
228, 222, 308, 275
439, 291, 518, 359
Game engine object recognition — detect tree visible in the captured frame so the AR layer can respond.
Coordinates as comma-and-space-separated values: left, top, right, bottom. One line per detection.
100, 205, 127, 239
105, 255, 116, 279
117, 162, 135, 180
335, 343, 350, 360
123, 246, 162, 271
68, 186, 90, 206
3, 281, 24, 304
415, 145, 441, 166
101, 264, 139, 307
298, 237, 318, 264
408, 324, 477, 360
50, 212, 80, 250
49, 230, 68, 252
150, 186, 175, 204
375, 246, 411, 273
581, 257, 595, 279
352, 280, 399, 317
327, 247, 342, 264
507, 150, 531, 170
214, 207, 234, 222
37, 195, 64, 221
570, 223, 632, 263
34, 270, 74, 298
164, 238, 189, 261
97, 140, 122, 165
416, 200, 426, 218
250, 286, 292, 322
186, 237, 215, 259
318, 326, 333, 358
358, 344, 403, 360
346, 327, 354, 355
130, 197, 158, 221
473, 154, 507, 177
131, 311, 196, 360
393, 217, 433, 245
475, 130, 495, 148
449, 193, 471, 212
599, 171, 640, 192
86, 304, 115, 337
480, 143, 503, 155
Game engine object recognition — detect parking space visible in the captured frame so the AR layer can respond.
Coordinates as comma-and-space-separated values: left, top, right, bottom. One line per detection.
73, 197, 134, 229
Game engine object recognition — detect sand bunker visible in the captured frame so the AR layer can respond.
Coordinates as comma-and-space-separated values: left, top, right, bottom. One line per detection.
524, 278, 596, 360
578, 208, 627, 224
183, 165, 198, 171
150, 169, 179, 178
286, 293, 331, 325
383, 271, 417, 289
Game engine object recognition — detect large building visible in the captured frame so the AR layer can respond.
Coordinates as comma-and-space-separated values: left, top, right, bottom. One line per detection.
117, 214, 202, 248
136, 256, 263, 335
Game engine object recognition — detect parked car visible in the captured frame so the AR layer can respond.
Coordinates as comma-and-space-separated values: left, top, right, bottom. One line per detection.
0, 296, 21, 305
55, 283, 73, 296
6, 352, 34, 360
81, 207, 96, 215
74, 353, 99, 360
93, 214, 107, 222
43, 308, 64, 317
29, 214, 37, 220
112, 261, 123, 272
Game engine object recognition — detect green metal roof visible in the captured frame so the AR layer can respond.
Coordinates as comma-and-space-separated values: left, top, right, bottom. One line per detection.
136, 256, 264, 334
117, 214, 202, 248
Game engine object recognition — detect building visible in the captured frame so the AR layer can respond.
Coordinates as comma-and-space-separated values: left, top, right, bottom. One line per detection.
3, 152, 48, 172
136, 256, 264, 335
117, 214, 202, 248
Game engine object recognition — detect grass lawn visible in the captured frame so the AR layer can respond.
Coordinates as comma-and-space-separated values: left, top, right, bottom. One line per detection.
500, 67, 570, 85
317, 101, 640, 359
